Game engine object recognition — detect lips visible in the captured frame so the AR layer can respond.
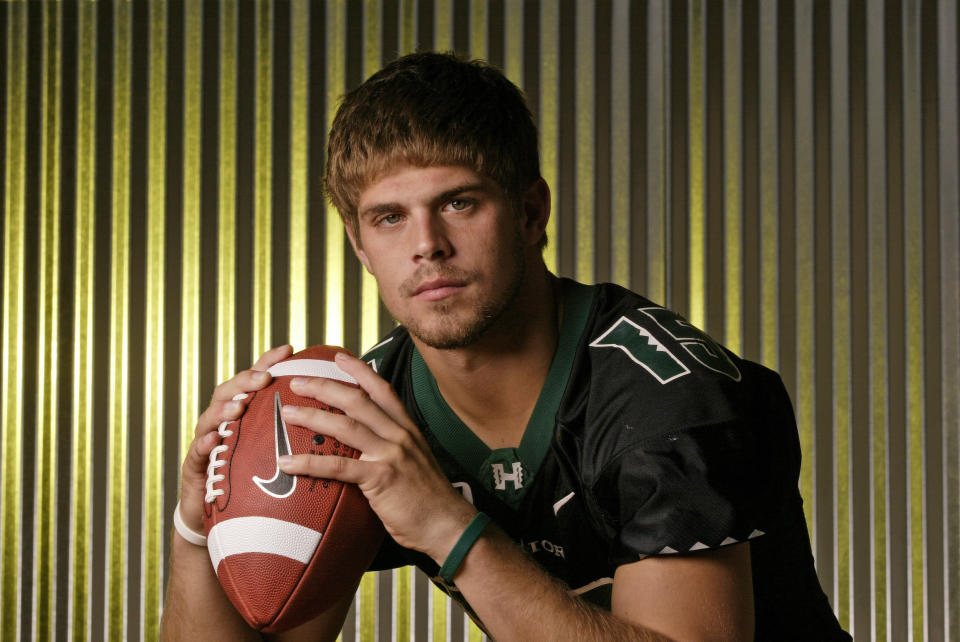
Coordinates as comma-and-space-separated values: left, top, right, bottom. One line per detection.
412, 279, 466, 301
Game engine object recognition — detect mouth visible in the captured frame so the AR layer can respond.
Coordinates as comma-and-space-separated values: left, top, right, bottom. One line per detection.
412, 279, 467, 301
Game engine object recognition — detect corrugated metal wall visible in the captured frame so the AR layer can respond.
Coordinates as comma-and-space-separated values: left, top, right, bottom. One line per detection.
1, 1, 957, 640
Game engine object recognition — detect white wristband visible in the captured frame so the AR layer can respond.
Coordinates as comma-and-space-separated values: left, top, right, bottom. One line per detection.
173, 500, 207, 547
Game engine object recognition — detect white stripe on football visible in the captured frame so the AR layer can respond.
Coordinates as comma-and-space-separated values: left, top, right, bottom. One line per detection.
208, 516, 323, 574
267, 358, 357, 383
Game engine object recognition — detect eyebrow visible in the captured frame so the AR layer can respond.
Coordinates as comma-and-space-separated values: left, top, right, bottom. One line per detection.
435, 182, 486, 203
359, 182, 488, 221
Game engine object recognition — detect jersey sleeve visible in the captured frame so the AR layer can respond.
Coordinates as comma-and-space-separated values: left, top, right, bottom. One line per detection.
589, 365, 797, 567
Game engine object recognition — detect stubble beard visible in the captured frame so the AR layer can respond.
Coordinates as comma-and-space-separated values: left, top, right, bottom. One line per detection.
397, 235, 527, 350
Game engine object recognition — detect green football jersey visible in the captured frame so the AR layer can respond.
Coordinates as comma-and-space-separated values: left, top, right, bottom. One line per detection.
363, 278, 849, 640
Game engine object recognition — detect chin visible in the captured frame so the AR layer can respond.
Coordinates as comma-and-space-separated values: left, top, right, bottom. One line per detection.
401, 299, 505, 350
407, 314, 494, 350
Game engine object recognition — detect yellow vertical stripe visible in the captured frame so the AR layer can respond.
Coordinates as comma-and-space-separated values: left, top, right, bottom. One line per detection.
539, 0, 559, 274
467, 612, 483, 640
503, 1, 522, 87
325, 0, 346, 347
830, 0, 852, 628
71, 4, 97, 638
360, 2, 382, 629
253, 0, 273, 359
868, 178, 890, 637
34, 4, 61, 640
434, 0, 452, 52
575, 0, 594, 284
142, 3, 167, 638
723, 0, 743, 352
759, 1, 779, 370
834, 238, 853, 624
793, 0, 816, 541
901, 3, 925, 638
610, 0, 630, 288
470, 0, 487, 59
431, 584, 447, 642
107, 2, 132, 638
359, 570, 377, 642
687, 0, 705, 328
289, 0, 309, 350
1, 4, 27, 640
399, 0, 417, 56
181, 0, 202, 461
360, 0, 382, 355
218, 0, 238, 381
394, 566, 412, 642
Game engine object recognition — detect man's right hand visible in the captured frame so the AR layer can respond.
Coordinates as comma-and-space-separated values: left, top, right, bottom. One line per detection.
164, 344, 356, 642
163, 345, 298, 642
177, 344, 294, 537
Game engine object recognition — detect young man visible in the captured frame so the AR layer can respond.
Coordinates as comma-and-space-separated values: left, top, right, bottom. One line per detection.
163, 53, 849, 640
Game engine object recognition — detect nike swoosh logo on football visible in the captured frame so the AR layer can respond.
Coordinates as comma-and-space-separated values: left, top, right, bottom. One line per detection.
253, 392, 297, 498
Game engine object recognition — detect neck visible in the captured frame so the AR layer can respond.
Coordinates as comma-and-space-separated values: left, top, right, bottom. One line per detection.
412, 267, 560, 450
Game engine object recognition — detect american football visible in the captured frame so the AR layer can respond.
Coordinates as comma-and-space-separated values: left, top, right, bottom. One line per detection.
203, 345, 384, 633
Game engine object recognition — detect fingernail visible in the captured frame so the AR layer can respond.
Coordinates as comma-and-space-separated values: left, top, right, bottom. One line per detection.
335, 351, 348, 362
226, 400, 241, 413
282, 404, 298, 416
252, 371, 268, 383
278, 455, 292, 469
291, 377, 307, 388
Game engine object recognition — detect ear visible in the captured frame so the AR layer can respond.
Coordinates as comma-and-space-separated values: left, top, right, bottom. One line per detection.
344, 222, 373, 273
520, 178, 551, 246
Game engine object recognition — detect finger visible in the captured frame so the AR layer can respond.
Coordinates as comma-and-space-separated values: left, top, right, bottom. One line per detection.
278, 453, 367, 485
335, 352, 419, 432
183, 430, 220, 478
281, 404, 382, 454
209, 369, 271, 403
194, 393, 250, 438
251, 343, 294, 371
290, 376, 412, 445
178, 430, 221, 531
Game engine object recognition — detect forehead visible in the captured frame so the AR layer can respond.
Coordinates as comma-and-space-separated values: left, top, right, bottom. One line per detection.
357, 164, 492, 212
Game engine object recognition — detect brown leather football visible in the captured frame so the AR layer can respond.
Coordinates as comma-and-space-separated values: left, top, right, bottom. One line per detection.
202, 345, 384, 632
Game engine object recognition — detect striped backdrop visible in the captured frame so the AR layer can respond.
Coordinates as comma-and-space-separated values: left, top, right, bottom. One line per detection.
1, 1, 958, 640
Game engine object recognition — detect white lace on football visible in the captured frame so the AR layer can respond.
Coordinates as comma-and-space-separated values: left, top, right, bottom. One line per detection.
204, 393, 248, 504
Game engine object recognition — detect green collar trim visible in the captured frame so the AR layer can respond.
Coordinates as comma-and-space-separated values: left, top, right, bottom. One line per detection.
411, 279, 595, 503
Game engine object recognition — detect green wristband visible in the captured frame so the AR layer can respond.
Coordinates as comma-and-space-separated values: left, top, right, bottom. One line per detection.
438, 512, 492, 585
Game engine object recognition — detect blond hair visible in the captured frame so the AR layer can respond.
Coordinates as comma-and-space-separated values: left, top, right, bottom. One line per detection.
324, 52, 541, 239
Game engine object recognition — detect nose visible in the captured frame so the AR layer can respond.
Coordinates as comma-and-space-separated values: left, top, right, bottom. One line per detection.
412, 212, 452, 261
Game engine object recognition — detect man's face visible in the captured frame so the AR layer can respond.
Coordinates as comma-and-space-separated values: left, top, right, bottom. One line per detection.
350, 164, 528, 350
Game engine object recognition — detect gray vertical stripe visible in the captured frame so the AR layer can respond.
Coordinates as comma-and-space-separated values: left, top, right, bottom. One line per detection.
610, 0, 630, 288
937, 2, 960, 640
645, 0, 669, 304
758, 0, 779, 369
723, 0, 742, 351
575, 0, 596, 283
793, 0, 817, 555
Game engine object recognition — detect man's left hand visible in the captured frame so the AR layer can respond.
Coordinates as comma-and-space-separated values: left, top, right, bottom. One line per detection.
277, 351, 476, 564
